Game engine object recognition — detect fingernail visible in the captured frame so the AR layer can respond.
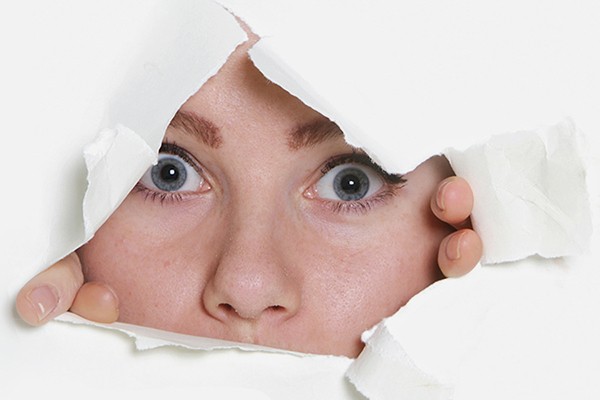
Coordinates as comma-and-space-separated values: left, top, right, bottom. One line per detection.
436, 180, 451, 212
446, 231, 464, 261
27, 286, 59, 322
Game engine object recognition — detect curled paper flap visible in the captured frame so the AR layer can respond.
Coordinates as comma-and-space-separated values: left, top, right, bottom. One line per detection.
104, 0, 248, 153
445, 119, 592, 264
3, 1, 599, 399
79, 0, 247, 243
1, 0, 247, 272
354, 125, 599, 400
57, 312, 305, 354
217, 0, 600, 173
82, 125, 156, 240
247, 38, 395, 173
52, 313, 361, 400
347, 325, 452, 400
357, 254, 600, 400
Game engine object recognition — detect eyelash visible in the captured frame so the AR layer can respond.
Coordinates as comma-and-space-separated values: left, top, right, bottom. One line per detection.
320, 153, 405, 184
134, 143, 406, 214
316, 153, 406, 215
133, 187, 186, 204
133, 141, 206, 204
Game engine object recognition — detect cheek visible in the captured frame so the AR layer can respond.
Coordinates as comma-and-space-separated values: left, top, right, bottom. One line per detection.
300, 199, 450, 336
77, 193, 220, 325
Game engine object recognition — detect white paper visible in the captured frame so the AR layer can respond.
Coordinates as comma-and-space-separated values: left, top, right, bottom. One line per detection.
82, 126, 157, 240
350, 126, 599, 399
352, 253, 600, 400
1, 2, 363, 399
56, 312, 305, 354
218, 0, 600, 173
446, 119, 592, 264
2, 1, 600, 399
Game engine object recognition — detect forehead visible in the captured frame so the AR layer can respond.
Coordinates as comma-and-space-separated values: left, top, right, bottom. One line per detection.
169, 110, 344, 152
181, 46, 320, 119
172, 42, 346, 152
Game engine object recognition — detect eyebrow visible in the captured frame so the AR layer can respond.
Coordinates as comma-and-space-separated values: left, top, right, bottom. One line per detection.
168, 110, 223, 148
287, 118, 344, 151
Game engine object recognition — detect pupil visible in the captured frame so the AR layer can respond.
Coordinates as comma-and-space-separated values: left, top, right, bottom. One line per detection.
161, 164, 179, 182
341, 174, 360, 194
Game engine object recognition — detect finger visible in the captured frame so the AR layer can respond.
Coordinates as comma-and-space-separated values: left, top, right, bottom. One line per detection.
431, 176, 474, 229
438, 229, 483, 278
15, 253, 84, 326
70, 282, 119, 323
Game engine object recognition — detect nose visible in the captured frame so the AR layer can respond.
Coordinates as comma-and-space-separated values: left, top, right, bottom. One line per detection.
202, 205, 301, 323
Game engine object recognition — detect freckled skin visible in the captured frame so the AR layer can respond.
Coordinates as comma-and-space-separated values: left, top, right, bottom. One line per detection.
77, 37, 454, 357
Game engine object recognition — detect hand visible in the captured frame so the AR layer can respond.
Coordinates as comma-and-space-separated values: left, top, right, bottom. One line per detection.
431, 176, 483, 277
15, 253, 119, 326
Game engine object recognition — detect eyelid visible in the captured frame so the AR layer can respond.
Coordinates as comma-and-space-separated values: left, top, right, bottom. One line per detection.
302, 152, 407, 215
134, 141, 213, 204
320, 153, 405, 185
159, 142, 204, 178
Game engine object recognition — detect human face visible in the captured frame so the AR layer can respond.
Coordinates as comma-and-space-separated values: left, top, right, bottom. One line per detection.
77, 38, 454, 357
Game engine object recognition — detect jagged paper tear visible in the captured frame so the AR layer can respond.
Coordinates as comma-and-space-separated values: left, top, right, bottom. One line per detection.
66, 120, 596, 400
348, 121, 597, 400
351, 253, 600, 400
82, 125, 156, 241
3, 1, 599, 399
217, 0, 600, 174
446, 119, 592, 264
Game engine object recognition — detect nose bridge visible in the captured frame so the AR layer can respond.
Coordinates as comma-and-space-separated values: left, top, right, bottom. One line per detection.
227, 194, 280, 270
202, 183, 300, 322
228, 171, 283, 247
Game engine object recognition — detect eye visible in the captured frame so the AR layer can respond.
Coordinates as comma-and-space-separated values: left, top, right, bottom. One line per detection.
315, 163, 384, 201
139, 153, 205, 193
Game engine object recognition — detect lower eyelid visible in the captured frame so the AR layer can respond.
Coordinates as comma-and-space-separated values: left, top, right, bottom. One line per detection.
133, 180, 211, 205
312, 185, 401, 215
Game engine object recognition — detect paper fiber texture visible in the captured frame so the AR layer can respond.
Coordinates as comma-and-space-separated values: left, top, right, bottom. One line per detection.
1, 2, 361, 399
446, 119, 592, 264
218, 0, 600, 173
352, 254, 600, 400
0, 0, 247, 272
57, 312, 305, 354
350, 125, 599, 400
82, 126, 157, 240
2, 1, 599, 400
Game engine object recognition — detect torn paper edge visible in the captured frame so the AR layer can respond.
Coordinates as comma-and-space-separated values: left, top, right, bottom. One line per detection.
82, 124, 157, 241
246, 39, 397, 174
347, 324, 452, 400
55, 311, 346, 359
444, 118, 592, 265
41, 5, 594, 397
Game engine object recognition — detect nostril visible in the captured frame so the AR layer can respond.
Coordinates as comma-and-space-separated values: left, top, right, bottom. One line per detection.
267, 305, 285, 312
216, 303, 286, 320
217, 303, 239, 319
218, 303, 236, 314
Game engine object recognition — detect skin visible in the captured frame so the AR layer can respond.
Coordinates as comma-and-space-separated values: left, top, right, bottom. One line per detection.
15, 35, 483, 357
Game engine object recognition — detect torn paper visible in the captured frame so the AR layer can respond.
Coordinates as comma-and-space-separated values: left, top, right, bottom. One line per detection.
1, 0, 246, 272
219, 0, 600, 173
2, 2, 362, 399
352, 254, 600, 400
57, 312, 306, 354
50, 313, 360, 399
82, 126, 156, 240
2, 1, 600, 400
446, 119, 592, 264
350, 125, 599, 400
